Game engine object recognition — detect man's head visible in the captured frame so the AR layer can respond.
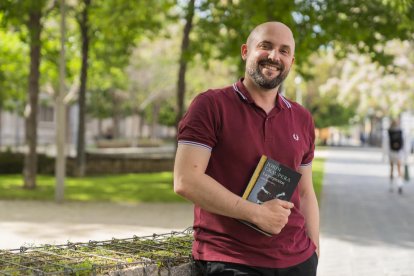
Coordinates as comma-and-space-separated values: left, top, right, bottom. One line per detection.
242, 22, 295, 90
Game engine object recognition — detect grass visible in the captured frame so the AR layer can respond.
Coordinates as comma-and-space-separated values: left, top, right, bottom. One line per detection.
0, 157, 325, 203
0, 172, 187, 203
312, 157, 325, 201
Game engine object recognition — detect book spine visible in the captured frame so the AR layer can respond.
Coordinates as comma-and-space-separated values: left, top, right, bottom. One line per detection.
242, 155, 267, 199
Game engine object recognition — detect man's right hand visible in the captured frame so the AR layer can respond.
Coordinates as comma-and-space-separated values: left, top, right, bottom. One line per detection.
251, 199, 294, 235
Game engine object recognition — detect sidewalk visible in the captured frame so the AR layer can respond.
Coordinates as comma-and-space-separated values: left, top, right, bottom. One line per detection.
0, 201, 193, 250
318, 147, 414, 276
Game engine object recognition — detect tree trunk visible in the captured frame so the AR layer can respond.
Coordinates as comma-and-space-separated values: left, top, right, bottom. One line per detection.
98, 118, 103, 137
76, 0, 91, 177
55, 0, 67, 203
175, 0, 195, 131
112, 92, 121, 139
151, 102, 161, 141
23, 7, 42, 189
138, 110, 145, 138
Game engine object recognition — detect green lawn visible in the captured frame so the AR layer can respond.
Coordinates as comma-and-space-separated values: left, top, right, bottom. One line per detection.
0, 173, 187, 203
0, 157, 324, 203
312, 157, 325, 201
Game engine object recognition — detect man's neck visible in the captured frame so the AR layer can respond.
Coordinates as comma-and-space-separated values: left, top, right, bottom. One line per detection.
243, 77, 279, 114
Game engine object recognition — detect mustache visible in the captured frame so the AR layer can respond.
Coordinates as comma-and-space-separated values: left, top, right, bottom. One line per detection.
258, 59, 284, 70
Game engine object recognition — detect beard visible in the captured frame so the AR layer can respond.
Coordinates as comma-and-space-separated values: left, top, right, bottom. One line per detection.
247, 59, 290, 90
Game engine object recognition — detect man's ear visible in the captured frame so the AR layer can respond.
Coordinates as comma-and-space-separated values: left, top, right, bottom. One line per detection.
241, 44, 248, 61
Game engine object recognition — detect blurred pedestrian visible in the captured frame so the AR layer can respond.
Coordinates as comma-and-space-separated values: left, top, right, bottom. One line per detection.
387, 119, 405, 194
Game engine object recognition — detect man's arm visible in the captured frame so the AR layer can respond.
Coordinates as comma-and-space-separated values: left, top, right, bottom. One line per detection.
298, 165, 320, 256
174, 144, 294, 235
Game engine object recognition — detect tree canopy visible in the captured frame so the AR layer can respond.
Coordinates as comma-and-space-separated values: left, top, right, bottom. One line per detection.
1, 0, 413, 130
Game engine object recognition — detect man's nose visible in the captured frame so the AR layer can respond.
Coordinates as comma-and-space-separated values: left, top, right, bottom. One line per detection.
268, 49, 280, 62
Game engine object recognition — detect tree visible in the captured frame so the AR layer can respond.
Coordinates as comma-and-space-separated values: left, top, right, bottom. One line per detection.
319, 41, 414, 120
0, 0, 57, 189
0, 29, 29, 146
127, 36, 177, 139
55, 0, 67, 203
73, 0, 173, 175
75, 0, 91, 177
175, 0, 195, 129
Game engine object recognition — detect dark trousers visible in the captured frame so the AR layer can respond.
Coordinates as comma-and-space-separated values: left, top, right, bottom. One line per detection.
193, 253, 318, 276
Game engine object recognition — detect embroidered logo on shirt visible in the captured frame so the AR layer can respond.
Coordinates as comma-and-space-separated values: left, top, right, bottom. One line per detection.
293, 134, 299, 141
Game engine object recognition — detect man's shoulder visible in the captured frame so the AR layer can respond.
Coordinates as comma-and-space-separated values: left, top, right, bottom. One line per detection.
198, 84, 235, 98
282, 97, 312, 118
190, 84, 236, 108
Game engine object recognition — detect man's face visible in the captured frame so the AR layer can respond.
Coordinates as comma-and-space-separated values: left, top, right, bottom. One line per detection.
242, 24, 295, 90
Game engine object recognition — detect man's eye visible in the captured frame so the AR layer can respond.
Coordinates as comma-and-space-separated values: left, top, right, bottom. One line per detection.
260, 44, 271, 49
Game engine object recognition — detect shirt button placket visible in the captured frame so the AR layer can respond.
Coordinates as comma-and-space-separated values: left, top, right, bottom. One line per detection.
264, 117, 269, 141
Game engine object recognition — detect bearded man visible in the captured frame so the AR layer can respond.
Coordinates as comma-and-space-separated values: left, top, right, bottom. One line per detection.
174, 22, 319, 276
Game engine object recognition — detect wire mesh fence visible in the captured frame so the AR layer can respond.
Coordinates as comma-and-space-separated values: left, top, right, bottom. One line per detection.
0, 228, 194, 276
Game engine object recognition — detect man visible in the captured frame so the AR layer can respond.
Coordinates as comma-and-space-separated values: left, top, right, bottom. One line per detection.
174, 22, 319, 276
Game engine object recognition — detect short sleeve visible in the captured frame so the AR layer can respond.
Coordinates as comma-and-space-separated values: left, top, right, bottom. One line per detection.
177, 92, 220, 150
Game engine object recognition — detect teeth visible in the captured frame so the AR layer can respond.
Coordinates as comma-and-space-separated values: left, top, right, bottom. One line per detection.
262, 63, 279, 71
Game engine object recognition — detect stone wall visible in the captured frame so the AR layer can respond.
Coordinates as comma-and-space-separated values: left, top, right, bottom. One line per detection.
108, 263, 193, 276
0, 151, 174, 175
69, 154, 174, 175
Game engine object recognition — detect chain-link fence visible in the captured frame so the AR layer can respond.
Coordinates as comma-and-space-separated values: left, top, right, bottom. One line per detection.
0, 228, 193, 275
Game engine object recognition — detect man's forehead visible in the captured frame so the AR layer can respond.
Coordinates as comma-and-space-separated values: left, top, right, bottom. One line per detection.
247, 22, 295, 49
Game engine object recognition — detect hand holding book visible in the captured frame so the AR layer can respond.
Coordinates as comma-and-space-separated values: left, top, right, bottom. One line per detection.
239, 155, 302, 236
250, 198, 294, 235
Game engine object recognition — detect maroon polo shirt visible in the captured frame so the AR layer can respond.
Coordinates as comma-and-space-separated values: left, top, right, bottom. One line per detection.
177, 78, 316, 268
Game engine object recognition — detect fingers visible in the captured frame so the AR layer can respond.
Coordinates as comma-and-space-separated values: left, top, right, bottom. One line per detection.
278, 199, 294, 209
253, 199, 295, 235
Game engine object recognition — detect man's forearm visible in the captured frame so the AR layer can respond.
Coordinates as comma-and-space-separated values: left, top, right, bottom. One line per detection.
174, 171, 258, 222
300, 192, 320, 255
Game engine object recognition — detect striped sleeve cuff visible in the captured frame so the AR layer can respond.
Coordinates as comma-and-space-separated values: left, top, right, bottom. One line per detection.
178, 140, 213, 151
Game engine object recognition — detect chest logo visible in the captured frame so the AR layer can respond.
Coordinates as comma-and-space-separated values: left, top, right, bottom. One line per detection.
293, 133, 299, 141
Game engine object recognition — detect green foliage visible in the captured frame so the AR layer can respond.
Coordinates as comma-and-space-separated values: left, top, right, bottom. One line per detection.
311, 102, 355, 129
187, 0, 414, 77
0, 172, 186, 203
158, 101, 176, 127
0, 29, 29, 111
0, 151, 54, 174
84, 0, 175, 120
312, 0, 413, 66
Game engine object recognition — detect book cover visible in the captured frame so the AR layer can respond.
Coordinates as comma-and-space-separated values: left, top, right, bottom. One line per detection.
239, 155, 302, 236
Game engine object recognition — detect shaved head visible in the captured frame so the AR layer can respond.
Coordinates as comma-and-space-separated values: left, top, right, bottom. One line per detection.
246, 22, 295, 53
242, 21, 296, 90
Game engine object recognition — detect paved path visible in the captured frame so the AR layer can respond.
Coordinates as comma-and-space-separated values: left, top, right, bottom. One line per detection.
318, 147, 414, 276
0, 202, 193, 250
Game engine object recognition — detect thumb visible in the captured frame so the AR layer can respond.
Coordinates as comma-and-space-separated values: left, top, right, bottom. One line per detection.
279, 200, 294, 209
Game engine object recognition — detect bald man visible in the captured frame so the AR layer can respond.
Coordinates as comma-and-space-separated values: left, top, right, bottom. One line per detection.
174, 22, 319, 276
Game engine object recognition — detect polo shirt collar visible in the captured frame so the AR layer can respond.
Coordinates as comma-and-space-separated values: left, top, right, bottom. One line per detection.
233, 78, 291, 110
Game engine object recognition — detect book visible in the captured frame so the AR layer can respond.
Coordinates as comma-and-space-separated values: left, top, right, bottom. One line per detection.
239, 155, 302, 236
